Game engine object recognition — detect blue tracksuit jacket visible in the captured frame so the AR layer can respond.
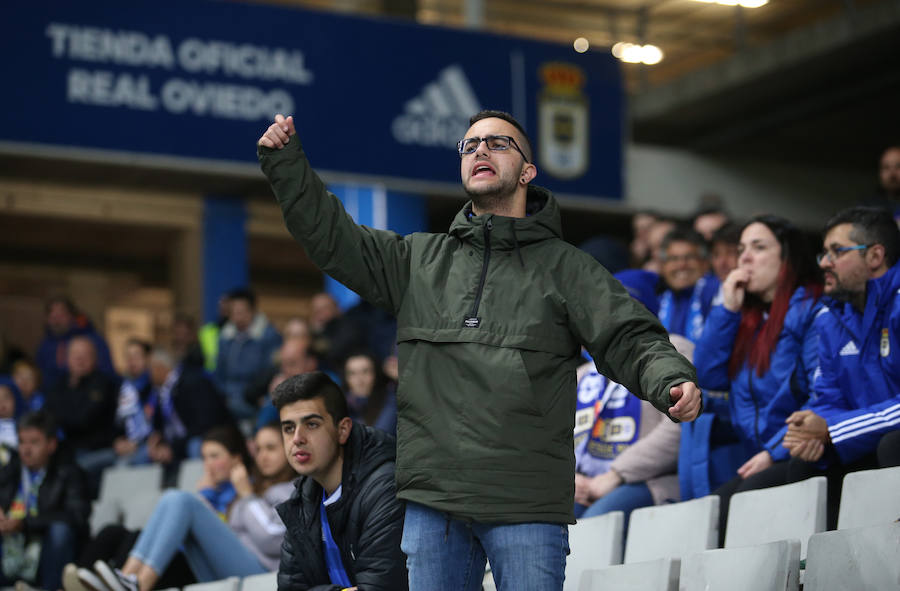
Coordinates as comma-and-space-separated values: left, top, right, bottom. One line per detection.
809, 261, 900, 464
694, 287, 822, 462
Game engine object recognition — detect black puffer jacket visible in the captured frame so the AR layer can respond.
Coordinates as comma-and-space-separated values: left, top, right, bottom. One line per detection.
275, 423, 407, 591
0, 449, 91, 542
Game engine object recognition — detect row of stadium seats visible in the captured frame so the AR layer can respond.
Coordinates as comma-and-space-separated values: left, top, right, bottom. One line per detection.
560, 466, 900, 590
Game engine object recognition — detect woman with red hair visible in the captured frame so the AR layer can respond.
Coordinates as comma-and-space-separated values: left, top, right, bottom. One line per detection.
693, 215, 823, 542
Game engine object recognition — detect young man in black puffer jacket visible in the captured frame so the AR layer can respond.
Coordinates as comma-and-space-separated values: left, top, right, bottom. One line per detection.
273, 372, 406, 591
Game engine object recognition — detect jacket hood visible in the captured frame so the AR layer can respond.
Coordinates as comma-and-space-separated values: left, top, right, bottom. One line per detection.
448, 184, 563, 249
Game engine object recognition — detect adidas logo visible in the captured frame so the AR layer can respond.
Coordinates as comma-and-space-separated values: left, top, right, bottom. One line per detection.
839, 341, 860, 356
391, 64, 480, 148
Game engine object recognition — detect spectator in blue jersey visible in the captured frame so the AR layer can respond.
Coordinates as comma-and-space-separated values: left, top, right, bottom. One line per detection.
573, 334, 692, 532
709, 223, 741, 283
11, 361, 44, 414
657, 227, 720, 342
113, 339, 155, 466
216, 288, 282, 421
35, 296, 115, 391
778, 207, 900, 527
692, 215, 823, 540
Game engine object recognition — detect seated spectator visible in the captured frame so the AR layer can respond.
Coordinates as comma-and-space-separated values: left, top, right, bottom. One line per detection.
0, 380, 20, 449
170, 313, 201, 365
692, 215, 822, 541
629, 210, 660, 269
342, 352, 397, 436
199, 293, 231, 373
79, 423, 295, 591
244, 337, 318, 428
273, 372, 407, 590
282, 317, 312, 346
657, 227, 719, 342
572, 271, 691, 531
308, 293, 367, 375
709, 223, 741, 283
36, 296, 115, 391
45, 336, 119, 482
147, 349, 232, 464
113, 339, 154, 466
216, 288, 282, 420
11, 361, 44, 413
692, 205, 731, 242
777, 207, 900, 527
0, 411, 90, 591
641, 217, 676, 273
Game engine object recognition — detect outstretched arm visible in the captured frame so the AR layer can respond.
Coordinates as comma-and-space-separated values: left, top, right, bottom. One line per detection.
258, 115, 412, 315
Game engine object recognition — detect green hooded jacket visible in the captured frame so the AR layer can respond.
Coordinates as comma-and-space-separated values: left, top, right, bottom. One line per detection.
259, 137, 697, 524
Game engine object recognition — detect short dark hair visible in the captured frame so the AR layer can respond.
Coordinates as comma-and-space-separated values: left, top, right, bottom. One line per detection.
18, 411, 57, 440
711, 222, 742, 247
469, 110, 533, 163
691, 205, 730, 225
660, 226, 708, 258
227, 287, 257, 309
45, 295, 76, 316
271, 371, 349, 425
202, 424, 252, 471
823, 206, 900, 266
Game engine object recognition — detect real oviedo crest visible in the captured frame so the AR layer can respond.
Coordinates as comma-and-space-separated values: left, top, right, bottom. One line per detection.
538, 62, 589, 180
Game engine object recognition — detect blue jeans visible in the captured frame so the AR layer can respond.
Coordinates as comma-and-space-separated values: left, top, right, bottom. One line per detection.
401, 501, 569, 591
573, 482, 654, 534
130, 490, 266, 581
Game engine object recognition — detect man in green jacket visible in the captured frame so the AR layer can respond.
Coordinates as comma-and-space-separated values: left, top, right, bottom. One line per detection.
258, 110, 702, 590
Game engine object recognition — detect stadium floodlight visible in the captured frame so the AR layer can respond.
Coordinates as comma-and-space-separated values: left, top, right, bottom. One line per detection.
611, 42, 664, 65
692, 0, 769, 7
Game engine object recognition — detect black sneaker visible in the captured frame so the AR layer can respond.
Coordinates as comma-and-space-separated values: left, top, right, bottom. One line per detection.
93, 561, 138, 591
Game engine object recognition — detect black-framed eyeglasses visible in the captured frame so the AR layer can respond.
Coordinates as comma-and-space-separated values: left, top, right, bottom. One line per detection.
816, 244, 869, 265
457, 135, 529, 163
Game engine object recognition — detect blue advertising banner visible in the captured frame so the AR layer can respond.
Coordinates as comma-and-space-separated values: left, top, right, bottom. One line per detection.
0, 0, 624, 198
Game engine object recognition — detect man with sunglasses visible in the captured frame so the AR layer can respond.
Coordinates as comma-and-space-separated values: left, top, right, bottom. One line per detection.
781, 206, 900, 527
257, 110, 701, 590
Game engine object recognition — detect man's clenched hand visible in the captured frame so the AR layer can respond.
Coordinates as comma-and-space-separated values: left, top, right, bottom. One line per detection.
669, 382, 702, 422
258, 114, 296, 149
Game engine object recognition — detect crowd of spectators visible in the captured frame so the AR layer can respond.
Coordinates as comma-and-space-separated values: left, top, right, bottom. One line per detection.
0, 284, 399, 589
0, 145, 898, 589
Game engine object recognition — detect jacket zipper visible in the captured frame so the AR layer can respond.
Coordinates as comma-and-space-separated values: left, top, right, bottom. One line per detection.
466, 217, 493, 323
748, 370, 761, 448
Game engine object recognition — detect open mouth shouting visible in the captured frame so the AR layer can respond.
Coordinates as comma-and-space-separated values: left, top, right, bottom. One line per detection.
471, 162, 497, 178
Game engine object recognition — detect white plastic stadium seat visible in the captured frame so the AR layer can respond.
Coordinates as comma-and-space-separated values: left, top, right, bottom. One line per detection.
837, 466, 900, 529
564, 511, 624, 591
122, 489, 163, 530
98, 464, 163, 505
177, 458, 206, 491
624, 496, 719, 564
679, 539, 800, 591
725, 477, 825, 559
184, 577, 241, 591
240, 572, 277, 591
804, 522, 900, 591
578, 557, 679, 591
